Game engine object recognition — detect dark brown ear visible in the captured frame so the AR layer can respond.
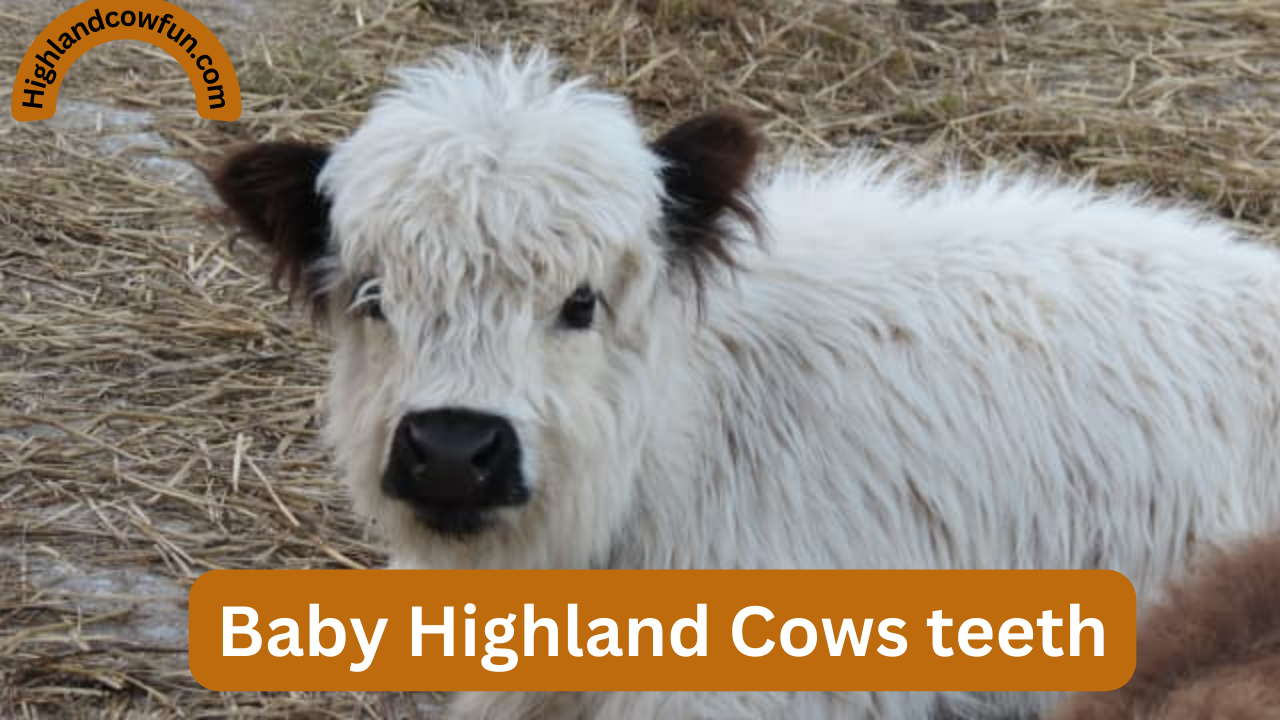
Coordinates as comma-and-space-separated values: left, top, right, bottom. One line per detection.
208, 142, 333, 307
651, 109, 762, 289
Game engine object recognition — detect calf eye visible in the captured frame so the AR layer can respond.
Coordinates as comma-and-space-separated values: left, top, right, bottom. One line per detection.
559, 285, 597, 330
349, 278, 385, 321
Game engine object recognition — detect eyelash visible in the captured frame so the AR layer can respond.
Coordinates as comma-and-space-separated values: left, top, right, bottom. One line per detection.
349, 279, 385, 321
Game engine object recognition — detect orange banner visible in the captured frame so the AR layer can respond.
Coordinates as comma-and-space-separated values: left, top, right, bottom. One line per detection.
189, 570, 1136, 692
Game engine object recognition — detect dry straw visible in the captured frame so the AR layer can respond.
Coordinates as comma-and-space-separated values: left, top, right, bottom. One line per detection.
2, 0, 1278, 716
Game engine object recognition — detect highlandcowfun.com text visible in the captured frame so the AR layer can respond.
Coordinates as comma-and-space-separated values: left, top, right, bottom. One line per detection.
19, 7, 227, 111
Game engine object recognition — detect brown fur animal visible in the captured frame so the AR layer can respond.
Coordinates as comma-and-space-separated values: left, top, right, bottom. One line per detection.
1053, 534, 1280, 720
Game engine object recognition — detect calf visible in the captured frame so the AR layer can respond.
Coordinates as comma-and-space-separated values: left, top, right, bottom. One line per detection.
212, 46, 1280, 719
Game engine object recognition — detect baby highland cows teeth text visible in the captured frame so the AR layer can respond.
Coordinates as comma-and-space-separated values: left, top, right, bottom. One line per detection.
213, 47, 1280, 719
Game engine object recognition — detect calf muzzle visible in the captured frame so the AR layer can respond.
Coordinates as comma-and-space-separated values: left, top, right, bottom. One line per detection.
382, 407, 528, 537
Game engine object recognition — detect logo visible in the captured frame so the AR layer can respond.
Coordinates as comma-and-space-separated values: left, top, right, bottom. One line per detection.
11, 0, 241, 122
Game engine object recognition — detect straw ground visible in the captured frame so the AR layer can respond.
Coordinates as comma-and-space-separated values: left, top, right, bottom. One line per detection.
2, 0, 1278, 717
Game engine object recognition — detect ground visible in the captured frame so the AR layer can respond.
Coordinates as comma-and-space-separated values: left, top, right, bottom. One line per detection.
1, 0, 1278, 718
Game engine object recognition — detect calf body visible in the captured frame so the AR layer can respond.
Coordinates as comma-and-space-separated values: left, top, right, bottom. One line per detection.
212, 47, 1280, 719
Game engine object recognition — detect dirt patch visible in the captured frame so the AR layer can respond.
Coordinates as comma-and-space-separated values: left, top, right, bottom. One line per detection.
2, 0, 1279, 717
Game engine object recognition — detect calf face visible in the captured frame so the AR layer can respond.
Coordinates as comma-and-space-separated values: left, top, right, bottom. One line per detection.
211, 48, 759, 565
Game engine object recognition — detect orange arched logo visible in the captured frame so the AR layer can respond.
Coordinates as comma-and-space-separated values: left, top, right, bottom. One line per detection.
12, 0, 241, 122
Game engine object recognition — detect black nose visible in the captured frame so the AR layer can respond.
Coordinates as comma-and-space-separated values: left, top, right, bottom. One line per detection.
383, 408, 527, 535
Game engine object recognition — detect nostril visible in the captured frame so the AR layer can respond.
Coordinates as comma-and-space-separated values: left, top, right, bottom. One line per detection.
405, 422, 436, 459
469, 429, 504, 475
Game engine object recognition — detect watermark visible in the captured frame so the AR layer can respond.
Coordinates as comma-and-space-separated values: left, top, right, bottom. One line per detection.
190, 569, 1137, 692
11, 0, 241, 122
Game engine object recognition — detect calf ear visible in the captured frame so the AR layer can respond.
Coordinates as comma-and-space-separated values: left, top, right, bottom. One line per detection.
651, 109, 762, 287
209, 142, 333, 307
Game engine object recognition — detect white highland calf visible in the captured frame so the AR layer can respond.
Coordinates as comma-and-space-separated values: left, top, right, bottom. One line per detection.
212, 47, 1280, 719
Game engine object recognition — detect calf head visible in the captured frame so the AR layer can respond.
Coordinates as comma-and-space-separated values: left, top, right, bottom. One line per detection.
211, 47, 760, 568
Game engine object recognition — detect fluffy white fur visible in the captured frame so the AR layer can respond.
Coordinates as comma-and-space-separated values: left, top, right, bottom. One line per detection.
305, 48, 1280, 719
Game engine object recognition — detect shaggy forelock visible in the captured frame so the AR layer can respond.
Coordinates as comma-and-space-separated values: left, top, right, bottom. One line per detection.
316, 47, 667, 324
